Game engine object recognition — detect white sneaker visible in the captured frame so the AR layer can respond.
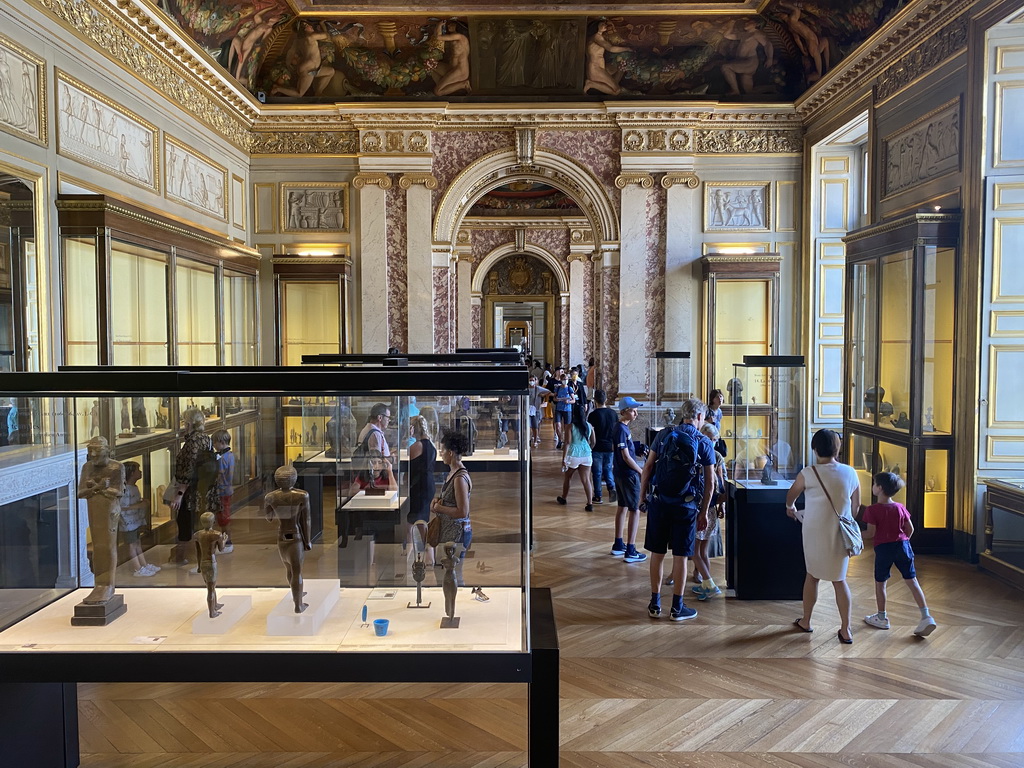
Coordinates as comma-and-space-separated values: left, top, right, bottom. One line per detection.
913, 615, 937, 637
221, 543, 234, 554
133, 567, 155, 577
189, 566, 200, 575
147, 563, 161, 573
140, 564, 159, 576
864, 612, 890, 630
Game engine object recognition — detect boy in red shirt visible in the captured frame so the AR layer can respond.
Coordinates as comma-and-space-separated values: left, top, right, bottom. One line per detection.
862, 471, 937, 637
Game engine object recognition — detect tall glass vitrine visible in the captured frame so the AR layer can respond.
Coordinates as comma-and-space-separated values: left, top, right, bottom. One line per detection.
843, 213, 959, 553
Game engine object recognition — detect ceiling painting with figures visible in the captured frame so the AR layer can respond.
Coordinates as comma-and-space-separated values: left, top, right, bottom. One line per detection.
159, 0, 911, 102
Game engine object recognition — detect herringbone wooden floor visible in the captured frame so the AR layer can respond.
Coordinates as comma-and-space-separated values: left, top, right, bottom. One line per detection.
80, 425, 1024, 767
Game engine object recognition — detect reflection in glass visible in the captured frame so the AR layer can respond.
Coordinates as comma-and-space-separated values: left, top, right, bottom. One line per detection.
879, 251, 912, 431
848, 260, 878, 424
224, 269, 257, 366
921, 247, 955, 434
876, 441, 908, 505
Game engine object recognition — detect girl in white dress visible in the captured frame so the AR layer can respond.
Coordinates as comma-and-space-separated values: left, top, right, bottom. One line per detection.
785, 429, 861, 644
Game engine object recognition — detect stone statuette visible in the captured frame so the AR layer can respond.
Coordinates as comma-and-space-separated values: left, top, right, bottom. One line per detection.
263, 465, 312, 613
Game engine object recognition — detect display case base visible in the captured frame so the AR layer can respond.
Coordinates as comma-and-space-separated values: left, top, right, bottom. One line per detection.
192, 595, 253, 635
266, 579, 340, 636
440, 616, 461, 629
70, 595, 126, 626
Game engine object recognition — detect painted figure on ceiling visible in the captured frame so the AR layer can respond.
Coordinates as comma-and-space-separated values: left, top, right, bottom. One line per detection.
433, 20, 471, 96
227, 4, 283, 82
583, 21, 631, 96
720, 18, 775, 95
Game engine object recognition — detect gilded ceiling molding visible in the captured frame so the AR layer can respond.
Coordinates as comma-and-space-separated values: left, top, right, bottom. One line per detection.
399, 173, 438, 190
352, 173, 393, 190
614, 173, 655, 189
249, 131, 359, 155
661, 173, 700, 189
30, 0, 253, 150
875, 13, 969, 103
796, 0, 975, 122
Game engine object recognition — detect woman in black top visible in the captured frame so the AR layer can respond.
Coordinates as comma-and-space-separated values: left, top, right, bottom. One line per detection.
407, 415, 437, 559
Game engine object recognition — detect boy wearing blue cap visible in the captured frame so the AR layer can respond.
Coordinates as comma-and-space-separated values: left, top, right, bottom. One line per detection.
611, 396, 647, 563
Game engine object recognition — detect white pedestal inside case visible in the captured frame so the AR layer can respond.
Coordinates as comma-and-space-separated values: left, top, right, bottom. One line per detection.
266, 579, 339, 636
192, 595, 253, 635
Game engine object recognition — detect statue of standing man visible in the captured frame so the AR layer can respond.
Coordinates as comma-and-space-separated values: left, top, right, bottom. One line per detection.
263, 465, 312, 613
78, 436, 124, 605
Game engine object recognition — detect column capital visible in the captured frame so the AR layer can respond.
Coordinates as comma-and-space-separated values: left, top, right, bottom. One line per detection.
661, 172, 700, 189
567, 252, 590, 263
353, 172, 393, 190
398, 173, 438, 190
614, 173, 655, 189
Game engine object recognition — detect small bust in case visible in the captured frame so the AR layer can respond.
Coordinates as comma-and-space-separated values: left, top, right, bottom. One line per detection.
726, 378, 743, 405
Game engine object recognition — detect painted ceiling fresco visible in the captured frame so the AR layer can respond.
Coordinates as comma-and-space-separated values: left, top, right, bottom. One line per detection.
469, 182, 584, 217
162, 0, 910, 103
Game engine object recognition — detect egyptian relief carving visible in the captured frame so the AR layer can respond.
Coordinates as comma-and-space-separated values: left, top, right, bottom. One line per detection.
0, 36, 45, 145
280, 183, 349, 233
165, 137, 227, 220
883, 102, 960, 198
704, 183, 770, 232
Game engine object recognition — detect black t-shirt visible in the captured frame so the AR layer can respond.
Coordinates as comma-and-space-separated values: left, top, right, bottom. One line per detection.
588, 407, 619, 453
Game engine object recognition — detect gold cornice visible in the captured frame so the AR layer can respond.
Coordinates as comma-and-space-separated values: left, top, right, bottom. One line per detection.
398, 173, 439, 190
700, 255, 781, 263
614, 173, 655, 189
271, 257, 353, 266
796, 0, 975, 122
841, 213, 960, 244
352, 173, 392, 190
55, 198, 259, 259
662, 173, 700, 189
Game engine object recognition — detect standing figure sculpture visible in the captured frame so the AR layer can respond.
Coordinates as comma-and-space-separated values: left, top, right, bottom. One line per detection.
194, 512, 226, 618
132, 396, 151, 434
440, 541, 460, 628
78, 436, 125, 605
264, 465, 312, 614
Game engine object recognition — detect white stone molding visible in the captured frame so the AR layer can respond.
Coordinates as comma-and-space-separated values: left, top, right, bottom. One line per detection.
406, 181, 435, 353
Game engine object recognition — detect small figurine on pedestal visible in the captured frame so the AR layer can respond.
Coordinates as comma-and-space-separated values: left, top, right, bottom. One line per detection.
118, 398, 134, 438
924, 407, 935, 432
310, 423, 318, 446
90, 400, 100, 436
440, 541, 460, 628
760, 454, 777, 486
726, 378, 743, 405
132, 396, 152, 434
890, 411, 911, 429
194, 512, 225, 618
325, 416, 340, 458
73, 436, 127, 625
408, 553, 431, 609
661, 408, 676, 428
263, 465, 312, 614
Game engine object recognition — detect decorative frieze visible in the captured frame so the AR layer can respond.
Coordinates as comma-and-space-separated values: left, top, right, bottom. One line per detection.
361, 130, 431, 153
876, 13, 970, 103
694, 129, 802, 154
249, 131, 359, 155
882, 100, 961, 198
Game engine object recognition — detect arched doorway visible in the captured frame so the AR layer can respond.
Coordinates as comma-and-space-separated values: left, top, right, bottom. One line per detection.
480, 252, 558, 362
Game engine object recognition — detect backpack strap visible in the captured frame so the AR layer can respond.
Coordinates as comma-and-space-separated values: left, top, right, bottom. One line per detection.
810, 465, 842, 520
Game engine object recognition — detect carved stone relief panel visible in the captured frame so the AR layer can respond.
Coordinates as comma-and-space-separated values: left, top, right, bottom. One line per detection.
882, 100, 961, 199
56, 71, 158, 192
280, 182, 350, 233
0, 34, 46, 146
703, 181, 770, 232
164, 135, 228, 221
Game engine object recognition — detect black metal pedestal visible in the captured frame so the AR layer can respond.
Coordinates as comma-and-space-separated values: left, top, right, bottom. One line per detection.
726, 481, 806, 600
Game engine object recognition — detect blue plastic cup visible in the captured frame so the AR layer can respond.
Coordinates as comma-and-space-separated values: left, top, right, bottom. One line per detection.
373, 618, 389, 637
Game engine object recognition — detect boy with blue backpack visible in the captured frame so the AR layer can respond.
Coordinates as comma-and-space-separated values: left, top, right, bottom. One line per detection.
639, 397, 716, 621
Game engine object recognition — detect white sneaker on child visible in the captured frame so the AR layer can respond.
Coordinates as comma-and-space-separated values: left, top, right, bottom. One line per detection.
864, 612, 890, 629
133, 567, 155, 577
913, 616, 937, 637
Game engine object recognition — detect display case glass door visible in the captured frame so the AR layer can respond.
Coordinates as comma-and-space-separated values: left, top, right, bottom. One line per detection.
224, 269, 257, 366
879, 251, 913, 433
110, 240, 169, 366
63, 235, 99, 366
279, 279, 341, 365
175, 258, 218, 365
922, 247, 955, 435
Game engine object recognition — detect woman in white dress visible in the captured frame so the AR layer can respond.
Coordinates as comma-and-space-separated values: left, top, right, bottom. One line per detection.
785, 429, 861, 644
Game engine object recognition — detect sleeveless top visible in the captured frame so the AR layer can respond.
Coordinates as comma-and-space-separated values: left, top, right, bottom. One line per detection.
566, 424, 593, 458
436, 467, 472, 544
409, 438, 437, 513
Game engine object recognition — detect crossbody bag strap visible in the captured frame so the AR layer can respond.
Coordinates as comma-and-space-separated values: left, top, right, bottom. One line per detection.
810, 465, 842, 520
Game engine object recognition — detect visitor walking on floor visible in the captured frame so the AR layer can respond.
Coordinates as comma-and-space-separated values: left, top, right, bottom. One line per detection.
610, 397, 647, 564
587, 389, 617, 504
862, 471, 937, 637
557, 403, 596, 511
786, 428, 861, 644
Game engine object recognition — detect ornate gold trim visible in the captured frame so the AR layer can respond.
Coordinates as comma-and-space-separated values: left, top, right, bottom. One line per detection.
0, 34, 47, 147
250, 130, 359, 156
398, 173, 439, 190
352, 173, 393, 190
661, 173, 700, 189
614, 173, 655, 189
700, 255, 780, 263
567, 252, 590, 263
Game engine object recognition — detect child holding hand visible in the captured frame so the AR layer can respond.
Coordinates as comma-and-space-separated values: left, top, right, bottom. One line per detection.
862, 471, 937, 637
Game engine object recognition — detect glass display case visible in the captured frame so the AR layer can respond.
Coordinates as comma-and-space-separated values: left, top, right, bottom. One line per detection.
0, 364, 555, 765
843, 213, 959, 553
644, 352, 691, 444
57, 195, 259, 367
700, 255, 781, 405
981, 479, 1024, 590
274, 258, 352, 365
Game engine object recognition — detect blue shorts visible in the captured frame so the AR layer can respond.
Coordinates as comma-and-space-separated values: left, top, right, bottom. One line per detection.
874, 540, 916, 582
644, 496, 698, 557
554, 410, 571, 424
613, 470, 640, 511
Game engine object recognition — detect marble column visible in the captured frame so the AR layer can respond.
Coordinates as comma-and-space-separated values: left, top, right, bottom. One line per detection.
432, 245, 454, 353
401, 174, 438, 353
354, 173, 392, 353
568, 253, 587, 369
662, 173, 701, 356
456, 255, 473, 349
614, 173, 655, 397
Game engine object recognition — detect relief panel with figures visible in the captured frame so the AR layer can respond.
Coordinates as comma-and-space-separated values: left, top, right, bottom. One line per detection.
56, 72, 158, 192
0, 35, 46, 146
164, 136, 228, 221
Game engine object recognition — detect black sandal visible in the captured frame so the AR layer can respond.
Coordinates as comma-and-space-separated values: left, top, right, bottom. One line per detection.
837, 630, 853, 645
793, 618, 813, 633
